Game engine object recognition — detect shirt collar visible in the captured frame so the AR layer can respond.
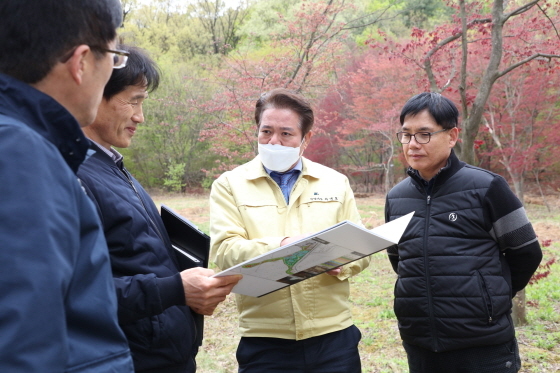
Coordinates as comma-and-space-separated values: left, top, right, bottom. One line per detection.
88, 139, 124, 164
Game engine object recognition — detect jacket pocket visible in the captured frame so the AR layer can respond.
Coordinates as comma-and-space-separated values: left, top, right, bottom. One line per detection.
124, 307, 194, 366
152, 306, 195, 358
238, 201, 283, 234
122, 316, 153, 347
476, 271, 495, 325
298, 199, 342, 229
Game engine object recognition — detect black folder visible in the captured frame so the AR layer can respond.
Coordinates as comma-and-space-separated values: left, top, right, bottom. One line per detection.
160, 204, 210, 347
161, 204, 210, 269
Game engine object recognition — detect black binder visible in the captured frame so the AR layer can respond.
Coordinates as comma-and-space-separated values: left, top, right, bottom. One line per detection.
160, 204, 210, 347
161, 204, 210, 269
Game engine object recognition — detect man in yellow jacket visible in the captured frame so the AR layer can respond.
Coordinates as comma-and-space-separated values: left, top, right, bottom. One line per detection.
210, 88, 369, 372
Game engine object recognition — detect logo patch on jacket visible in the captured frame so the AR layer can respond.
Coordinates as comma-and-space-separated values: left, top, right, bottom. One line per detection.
449, 212, 458, 221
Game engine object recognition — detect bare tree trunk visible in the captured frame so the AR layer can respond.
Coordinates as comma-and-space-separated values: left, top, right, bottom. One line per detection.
511, 169, 526, 326
121, 0, 138, 24
512, 290, 527, 326
534, 169, 551, 212
382, 132, 395, 194
460, 1, 505, 163
512, 177, 524, 206
384, 161, 394, 194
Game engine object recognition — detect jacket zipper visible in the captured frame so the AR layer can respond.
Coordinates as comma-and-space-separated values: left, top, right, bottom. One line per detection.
476, 271, 494, 324
425, 193, 439, 352
120, 166, 199, 349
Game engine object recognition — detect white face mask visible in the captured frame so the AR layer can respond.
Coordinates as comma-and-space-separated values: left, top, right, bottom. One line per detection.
258, 140, 304, 172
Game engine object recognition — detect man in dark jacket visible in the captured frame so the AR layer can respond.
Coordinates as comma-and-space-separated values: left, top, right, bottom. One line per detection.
385, 92, 543, 373
0, 1, 134, 372
77, 45, 241, 373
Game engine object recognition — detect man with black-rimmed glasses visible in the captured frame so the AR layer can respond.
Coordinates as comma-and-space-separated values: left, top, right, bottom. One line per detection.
384, 92, 542, 373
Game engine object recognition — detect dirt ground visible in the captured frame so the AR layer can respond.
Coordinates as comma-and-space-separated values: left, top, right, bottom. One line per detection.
523, 195, 560, 242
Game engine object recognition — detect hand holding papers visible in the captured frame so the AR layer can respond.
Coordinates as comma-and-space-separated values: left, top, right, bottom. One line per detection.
213, 212, 414, 297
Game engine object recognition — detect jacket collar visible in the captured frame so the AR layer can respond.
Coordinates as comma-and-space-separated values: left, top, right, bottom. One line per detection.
245, 155, 322, 181
88, 141, 125, 170
0, 73, 89, 174
407, 149, 466, 190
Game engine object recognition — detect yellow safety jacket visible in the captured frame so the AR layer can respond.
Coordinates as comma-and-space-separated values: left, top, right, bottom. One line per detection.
210, 156, 370, 340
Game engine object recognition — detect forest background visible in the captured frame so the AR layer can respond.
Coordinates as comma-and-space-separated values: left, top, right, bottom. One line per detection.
116, 1, 560, 371
118, 0, 560, 206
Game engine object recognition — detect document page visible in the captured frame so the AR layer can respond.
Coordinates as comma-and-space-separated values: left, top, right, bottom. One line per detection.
213, 212, 414, 297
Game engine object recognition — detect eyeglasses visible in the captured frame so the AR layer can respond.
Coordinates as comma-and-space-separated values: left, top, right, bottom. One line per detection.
396, 129, 450, 144
93, 47, 129, 69
59, 46, 129, 69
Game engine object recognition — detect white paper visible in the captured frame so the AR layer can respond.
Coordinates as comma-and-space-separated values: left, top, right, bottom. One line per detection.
213, 212, 414, 297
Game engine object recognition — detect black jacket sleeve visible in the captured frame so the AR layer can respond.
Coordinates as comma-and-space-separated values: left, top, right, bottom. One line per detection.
484, 176, 543, 295
113, 273, 185, 325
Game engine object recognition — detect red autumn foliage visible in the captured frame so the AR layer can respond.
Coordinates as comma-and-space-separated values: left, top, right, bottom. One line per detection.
198, 0, 355, 177
367, 0, 560, 167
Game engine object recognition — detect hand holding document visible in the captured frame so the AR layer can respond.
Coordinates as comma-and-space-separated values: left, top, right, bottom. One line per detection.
213, 212, 414, 297
180, 267, 241, 315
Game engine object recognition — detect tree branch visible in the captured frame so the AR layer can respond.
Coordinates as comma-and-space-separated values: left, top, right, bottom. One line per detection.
498, 53, 560, 78
537, 3, 560, 41
340, 3, 396, 31
503, 0, 540, 22
422, 15, 492, 90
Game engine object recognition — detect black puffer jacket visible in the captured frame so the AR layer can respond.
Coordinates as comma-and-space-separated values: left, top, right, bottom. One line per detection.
78, 143, 198, 373
385, 150, 542, 353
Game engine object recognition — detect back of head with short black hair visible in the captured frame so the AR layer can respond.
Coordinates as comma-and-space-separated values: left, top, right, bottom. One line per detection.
399, 92, 459, 130
103, 45, 161, 99
255, 88, 314, 137
0, 0, 122, 84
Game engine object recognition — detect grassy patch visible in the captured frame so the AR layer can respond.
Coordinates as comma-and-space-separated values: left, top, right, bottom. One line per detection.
153, 193, 560, 373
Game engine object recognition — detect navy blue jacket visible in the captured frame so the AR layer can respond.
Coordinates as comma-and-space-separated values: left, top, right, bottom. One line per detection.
385, 150, 542, 353
0, 73, 133, 372
78, 144, 198, 373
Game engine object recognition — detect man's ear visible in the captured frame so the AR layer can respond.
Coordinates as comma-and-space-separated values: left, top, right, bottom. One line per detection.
301, 131, 313, 151
449, 127, 460, 148
65, 45, 91, 86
